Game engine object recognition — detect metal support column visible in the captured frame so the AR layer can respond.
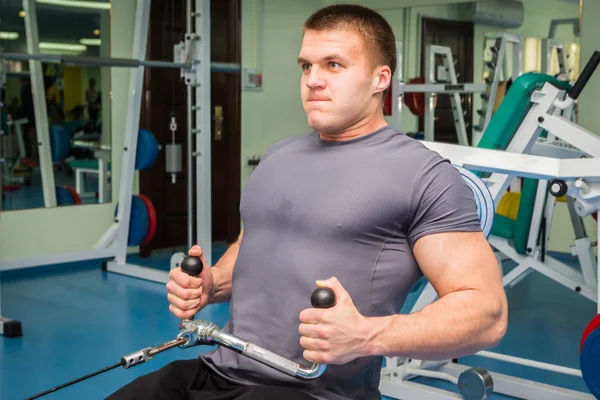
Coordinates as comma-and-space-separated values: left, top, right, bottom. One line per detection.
23, 0, 56, 207
103, 0, 154, 279
194, 0, 212, 266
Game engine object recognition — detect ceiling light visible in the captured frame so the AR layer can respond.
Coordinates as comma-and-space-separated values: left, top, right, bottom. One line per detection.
93, 29, 100, 36
0, 32, 20, 40
19, 10, 26, 17
36, 0, 111, 10
79, 38, 101, 46
39, 42, 87, 51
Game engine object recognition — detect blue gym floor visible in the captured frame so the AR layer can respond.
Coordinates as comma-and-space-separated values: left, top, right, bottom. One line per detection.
1, 248, 596, 399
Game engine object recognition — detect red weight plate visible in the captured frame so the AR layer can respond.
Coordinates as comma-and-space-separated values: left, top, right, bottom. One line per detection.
63, 185, 81, 205
404, 76, 438, 117
581, 314, 600, 353
138, 194, 157, 245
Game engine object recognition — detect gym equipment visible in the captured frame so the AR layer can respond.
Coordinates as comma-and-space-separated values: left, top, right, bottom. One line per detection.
580, 326, 600, 399
1, 117, 29, 186
166, 113, 182, 184
126, 195, 149, 247
114, 194, 157, 247
398, 45, 487, 146
8, 122, 153, 210
455, 165, 495, 239
135, 128, 160, 170
404, 76, 437, 116
496, 192, 520, 220
542, 39, 570, 78
475, 33, 523, 136
49, 125, 70, 163
396, 34, 522, 147
51, 126, 158, 168
580, 314, 600, 352
55, 185, 81, 206
138, 194, 157, 245
24, 255, 336, 400
67, 156, 111, 203
0, 0, 237, 336
457, 367, 494, 400
382, 51, 600, 400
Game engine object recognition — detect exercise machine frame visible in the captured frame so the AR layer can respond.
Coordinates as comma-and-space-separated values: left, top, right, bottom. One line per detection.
398, 45, 486, 146
0, 0, 235, 336
397, 33, 522, 147
476, 32, 523, 141
381, 74, 599, 399
1, 118, 29, 186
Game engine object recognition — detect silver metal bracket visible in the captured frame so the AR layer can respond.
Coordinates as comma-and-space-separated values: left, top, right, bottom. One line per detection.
120, 347, 153, 369
174, 33, 199, 86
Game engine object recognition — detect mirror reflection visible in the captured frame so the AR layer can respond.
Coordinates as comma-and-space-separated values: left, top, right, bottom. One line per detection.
0, 0, 111, 211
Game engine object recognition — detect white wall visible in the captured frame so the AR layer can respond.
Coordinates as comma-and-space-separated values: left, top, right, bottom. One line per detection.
240, 0, 325, 187
0, 1, 136, 263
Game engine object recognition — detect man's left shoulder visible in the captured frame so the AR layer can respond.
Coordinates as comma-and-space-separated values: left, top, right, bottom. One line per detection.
380, 132, 450, 172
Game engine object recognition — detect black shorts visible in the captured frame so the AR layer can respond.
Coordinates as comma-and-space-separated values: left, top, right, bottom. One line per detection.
105, 358, 318, 400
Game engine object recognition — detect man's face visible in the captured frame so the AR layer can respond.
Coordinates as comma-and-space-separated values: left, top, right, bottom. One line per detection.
298, 28, 380, 135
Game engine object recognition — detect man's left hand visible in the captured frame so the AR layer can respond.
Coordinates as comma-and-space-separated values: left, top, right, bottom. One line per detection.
298, 277, 372, 365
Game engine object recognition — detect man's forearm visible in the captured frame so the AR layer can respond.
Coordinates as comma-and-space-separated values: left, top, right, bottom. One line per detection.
209, 237, 241, 303
365, 289, 507, 361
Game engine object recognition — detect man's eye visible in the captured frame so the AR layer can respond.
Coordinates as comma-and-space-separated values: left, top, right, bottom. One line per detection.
329, 62, 340, 68
302, 64, 311, 71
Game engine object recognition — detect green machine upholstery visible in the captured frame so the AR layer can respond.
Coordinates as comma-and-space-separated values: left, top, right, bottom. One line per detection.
490, 178, 539, 254
478, 73, 571, 254
68, 158, 111, 171
476, 72, 571, 153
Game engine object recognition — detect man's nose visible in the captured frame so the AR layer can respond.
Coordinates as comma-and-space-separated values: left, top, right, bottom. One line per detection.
306, 67, 326, 89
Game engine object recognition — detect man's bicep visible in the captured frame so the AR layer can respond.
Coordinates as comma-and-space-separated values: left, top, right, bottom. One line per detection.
413, 231, 502, 297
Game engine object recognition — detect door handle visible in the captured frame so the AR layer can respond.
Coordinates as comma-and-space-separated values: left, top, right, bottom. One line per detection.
214, 105, 224, 141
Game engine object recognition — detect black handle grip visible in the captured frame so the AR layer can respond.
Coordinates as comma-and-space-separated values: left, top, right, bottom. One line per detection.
181, 255, 204, 277
569, 51, 600, 100
311, 288, 336, 309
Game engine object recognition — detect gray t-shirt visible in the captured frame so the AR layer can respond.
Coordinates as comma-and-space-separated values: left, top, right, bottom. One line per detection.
201, 125, 482, 399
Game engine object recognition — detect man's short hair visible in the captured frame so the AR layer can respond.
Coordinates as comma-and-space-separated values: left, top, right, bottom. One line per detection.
303, 4, 397, 93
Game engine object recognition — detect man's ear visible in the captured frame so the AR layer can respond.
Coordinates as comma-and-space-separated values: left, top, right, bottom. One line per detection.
373, 65, 392, 95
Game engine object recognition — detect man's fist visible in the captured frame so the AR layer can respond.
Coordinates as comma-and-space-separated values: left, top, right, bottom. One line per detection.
166, 245, 215, 319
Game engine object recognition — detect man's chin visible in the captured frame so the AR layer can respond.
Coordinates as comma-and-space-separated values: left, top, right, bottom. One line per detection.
308, 116, 336, 133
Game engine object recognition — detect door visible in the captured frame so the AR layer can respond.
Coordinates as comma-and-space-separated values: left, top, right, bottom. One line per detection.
211, 0, 242, 246
419, 17, 474, 144
139, 0, 241, 256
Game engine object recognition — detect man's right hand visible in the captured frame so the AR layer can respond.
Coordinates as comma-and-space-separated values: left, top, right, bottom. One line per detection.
167, 245, 215, 320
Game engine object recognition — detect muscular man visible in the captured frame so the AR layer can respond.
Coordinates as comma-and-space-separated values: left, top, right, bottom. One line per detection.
108, 4, 507, 400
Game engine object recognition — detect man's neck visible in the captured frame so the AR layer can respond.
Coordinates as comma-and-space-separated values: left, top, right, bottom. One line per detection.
319, 116, 388, 142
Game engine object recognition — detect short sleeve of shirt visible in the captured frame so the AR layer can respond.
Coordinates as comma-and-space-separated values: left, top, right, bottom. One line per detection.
407, 154, 483, 248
